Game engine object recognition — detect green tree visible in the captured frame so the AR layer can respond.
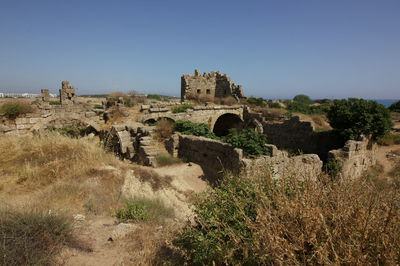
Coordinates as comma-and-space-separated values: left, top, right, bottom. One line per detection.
293, 94, 313, 105
388, 100, 400, 112
327, 98, 392, 140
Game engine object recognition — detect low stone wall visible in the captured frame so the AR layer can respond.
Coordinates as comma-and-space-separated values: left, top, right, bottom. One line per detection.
328, 136, 377, 179
166, 133, 323, 182
166, 133, 244, 181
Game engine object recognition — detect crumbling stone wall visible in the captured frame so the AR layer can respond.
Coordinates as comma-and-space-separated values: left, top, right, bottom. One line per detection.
181, 69, 244, 102
262, 116, 344, 162
328, 136, 377, 179
166, 133, 323, 182
60, 80, 76, 106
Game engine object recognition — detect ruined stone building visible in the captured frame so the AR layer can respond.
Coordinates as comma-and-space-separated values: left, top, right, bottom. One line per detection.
60, 80, 76, 105
181, 69, 244, 102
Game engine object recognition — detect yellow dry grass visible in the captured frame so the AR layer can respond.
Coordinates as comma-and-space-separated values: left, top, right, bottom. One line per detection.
0, 132, 127, 214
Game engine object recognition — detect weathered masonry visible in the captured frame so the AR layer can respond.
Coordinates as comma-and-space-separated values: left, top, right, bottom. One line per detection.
181, 69, 244, 102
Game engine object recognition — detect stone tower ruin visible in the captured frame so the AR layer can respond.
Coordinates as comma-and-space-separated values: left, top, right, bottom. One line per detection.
181, 69, 244, 102
60, 80, 76, 106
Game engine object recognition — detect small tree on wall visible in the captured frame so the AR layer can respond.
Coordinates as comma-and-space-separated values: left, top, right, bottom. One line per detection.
327, 98, 392, 140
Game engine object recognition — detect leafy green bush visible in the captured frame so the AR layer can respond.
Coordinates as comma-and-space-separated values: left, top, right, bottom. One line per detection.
147, 94, 162, 100
327, 98, 393, 140
388, 100, 400, 112
173, 120, 218, 139
323, 158, 343, 178
222, 128, 270, 157
93, 104, 103, 109
112, 197, 174, 223
0, 208, 73, 265
0, 101, 33, 119
293, 94, 313, 105
246, 97, 266, 107
171, 103, 194, 113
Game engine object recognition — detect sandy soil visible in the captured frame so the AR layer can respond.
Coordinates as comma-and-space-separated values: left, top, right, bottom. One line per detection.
58, 162, 207, 266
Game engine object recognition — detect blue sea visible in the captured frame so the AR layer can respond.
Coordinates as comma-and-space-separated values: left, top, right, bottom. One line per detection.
374, 99, 399, 108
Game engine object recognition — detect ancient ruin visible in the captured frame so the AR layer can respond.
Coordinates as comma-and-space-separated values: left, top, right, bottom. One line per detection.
60, 80, 76, 105
181, 69, 244, 102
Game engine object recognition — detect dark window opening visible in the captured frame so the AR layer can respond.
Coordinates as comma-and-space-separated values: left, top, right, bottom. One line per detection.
197, 89, 201, 94
206, 89, 211, 94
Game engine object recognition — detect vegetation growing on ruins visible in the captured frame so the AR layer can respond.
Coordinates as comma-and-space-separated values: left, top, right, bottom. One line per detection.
388, 100, 400, 112
327, 98, 393, 140
246, 96, 266, 107
0, 101, 33, 119
0, 208, 74, 265
112, 196, 174, 223
171, 103, 195, 113
175, 170, 400, 265
156, 153, 182, 166
155, 119, 174, 140
173, 120, 218, 139
222, 128, 270, 157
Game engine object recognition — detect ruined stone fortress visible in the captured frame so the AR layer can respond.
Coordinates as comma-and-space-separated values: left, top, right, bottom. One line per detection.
0, 74, 378, 182
181, 69, 244, 101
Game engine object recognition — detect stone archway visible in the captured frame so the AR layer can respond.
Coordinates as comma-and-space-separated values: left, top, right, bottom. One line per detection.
212, 113, 244, 137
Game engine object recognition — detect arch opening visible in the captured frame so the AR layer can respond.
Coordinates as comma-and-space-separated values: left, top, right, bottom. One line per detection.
213, 113, 244, 137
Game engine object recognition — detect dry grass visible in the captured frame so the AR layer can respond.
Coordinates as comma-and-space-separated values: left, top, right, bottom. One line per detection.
155, 119, 174, 140
176, 166, 400, 265
0, 207, 75, 266
0, 132, 126, 214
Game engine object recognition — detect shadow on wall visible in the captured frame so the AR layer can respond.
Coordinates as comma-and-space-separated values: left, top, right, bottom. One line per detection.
213, 113, 244, 137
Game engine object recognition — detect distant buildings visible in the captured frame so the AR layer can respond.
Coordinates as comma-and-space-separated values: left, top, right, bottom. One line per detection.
0, 92, 56, 98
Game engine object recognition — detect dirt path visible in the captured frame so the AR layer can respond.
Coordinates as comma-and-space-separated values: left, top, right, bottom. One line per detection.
58, 162, 207, 265
375, 144, 400, 174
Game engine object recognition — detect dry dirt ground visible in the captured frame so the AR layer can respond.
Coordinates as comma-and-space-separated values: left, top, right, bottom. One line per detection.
57, 163, 207, 266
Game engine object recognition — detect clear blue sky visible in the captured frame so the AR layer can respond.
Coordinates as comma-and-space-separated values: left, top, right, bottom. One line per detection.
0, 0, 399, 99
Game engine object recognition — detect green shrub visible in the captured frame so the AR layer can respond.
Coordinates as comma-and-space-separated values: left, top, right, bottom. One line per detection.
323, 158, 343, 178
124, 98, 132, 107
147, 94, 162, 100
175, 171, 400, 265
173, 120, 218, 139
286, 102, 330, 115
0, 208, 72, 265
327, 98, 393, 140
171, 103, 194, 113
156, 153, 182, 166
267, 101, 281, 108
377, 133, 400, 146
388, 100, 400, 112
293, 94, 313, 105
49, 101, 61, 105
0, 101, 33, 119
247, 97, 266, 107
222, 128, 270, 157
112, 197, 174, 223
93, 104, 103, 109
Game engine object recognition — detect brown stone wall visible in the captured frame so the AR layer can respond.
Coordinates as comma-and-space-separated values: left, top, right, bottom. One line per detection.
181, 70, 244, 101
328, 136, 377, 179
